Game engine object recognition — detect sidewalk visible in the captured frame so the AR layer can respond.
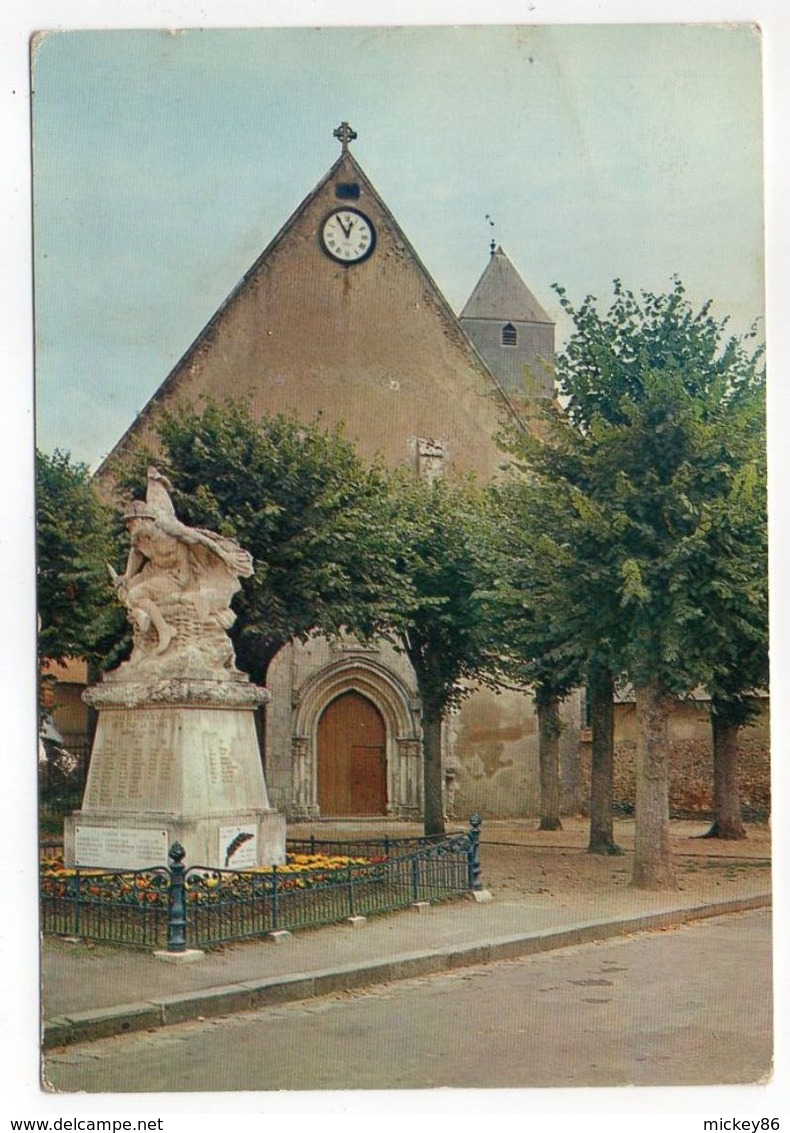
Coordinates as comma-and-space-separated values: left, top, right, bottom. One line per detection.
42, 818, 771, 1049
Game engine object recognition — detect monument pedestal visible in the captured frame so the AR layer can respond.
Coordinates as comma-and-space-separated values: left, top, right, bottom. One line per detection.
64, 673, 286, 870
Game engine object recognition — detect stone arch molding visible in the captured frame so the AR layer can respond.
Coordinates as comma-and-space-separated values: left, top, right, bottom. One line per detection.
290, 655, 422, 819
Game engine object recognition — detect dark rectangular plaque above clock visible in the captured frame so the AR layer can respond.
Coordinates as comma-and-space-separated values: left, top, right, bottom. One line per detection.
336, 182, 361, 200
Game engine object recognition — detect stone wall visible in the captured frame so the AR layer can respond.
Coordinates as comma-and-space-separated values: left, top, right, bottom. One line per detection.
605, 737, 771, 820
450, 686, 585, 819
577, 700, 771, 821
265, 643, 586, 821
48, 681, 89, 745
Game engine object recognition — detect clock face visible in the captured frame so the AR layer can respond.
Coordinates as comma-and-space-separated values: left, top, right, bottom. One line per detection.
320, 208, 376, 263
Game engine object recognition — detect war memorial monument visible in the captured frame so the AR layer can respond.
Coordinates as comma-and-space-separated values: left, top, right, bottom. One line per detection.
64, 468, 286, 870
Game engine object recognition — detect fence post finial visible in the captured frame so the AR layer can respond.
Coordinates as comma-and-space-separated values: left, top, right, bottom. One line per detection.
166, 841, 188, 953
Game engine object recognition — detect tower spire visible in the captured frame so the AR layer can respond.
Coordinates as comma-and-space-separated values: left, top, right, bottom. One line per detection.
333, 121, 358, 153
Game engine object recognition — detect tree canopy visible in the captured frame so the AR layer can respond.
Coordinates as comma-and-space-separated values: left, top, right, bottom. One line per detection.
36, 449, 126, 669
504, 278, 766, 697
117, 401, 416, 685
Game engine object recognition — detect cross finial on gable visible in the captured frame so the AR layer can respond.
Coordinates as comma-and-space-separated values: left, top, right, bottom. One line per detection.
333, 121, 358, 153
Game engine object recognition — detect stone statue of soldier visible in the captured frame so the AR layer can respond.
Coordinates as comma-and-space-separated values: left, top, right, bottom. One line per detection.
109, 467, 253, 673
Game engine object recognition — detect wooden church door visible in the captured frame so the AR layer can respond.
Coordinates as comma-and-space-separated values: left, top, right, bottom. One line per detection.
317, 691, 387, 815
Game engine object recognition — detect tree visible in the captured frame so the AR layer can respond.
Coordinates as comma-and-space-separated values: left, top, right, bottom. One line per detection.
677, 394, 768, 838
532, 683, 563, 830
484, 478, 583, 832
95, 402, 508, 836
116, 401, 415, 699
496, 424, 635, 855
386, 472, 503, 836
558, 279, 764, 885
36, 449, 126, 670
505, 278, 765, 887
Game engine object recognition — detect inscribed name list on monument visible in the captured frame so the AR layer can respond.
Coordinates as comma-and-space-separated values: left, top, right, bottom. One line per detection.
83, 711, 179, 812
74, 826, 169, 869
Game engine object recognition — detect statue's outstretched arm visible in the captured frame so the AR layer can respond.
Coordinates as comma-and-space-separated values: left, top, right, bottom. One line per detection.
158, 518, 253, 577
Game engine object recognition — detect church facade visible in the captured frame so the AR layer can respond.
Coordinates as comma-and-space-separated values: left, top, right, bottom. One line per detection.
96, 122, 584, 821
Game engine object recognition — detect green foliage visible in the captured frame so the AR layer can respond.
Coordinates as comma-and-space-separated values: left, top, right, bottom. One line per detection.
482, 476, 584, 700
675, 383, 768, 724
385, 472, 503, 715
382, 471, 504, 836
116, 401, 416, 682
36, 449, 126, 668
500, 277, 767, 700
554, 276, 763, 428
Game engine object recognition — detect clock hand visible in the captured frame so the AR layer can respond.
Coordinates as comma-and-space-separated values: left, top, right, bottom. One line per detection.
338, 216, 354, 238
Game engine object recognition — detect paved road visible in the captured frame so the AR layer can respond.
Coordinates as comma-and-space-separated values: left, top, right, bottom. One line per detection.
44, 908, 772, 1093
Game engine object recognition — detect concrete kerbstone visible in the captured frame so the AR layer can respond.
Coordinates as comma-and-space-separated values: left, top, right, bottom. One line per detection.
42, 1017, 75, 1049
444, 944, 493, 969
387, 952, 448, 981
154, 984, 253, 1026
313, 961, 395, 997
241, 974, 317, 1008
63, 1002, 162, 1045
469, 888, 493, 903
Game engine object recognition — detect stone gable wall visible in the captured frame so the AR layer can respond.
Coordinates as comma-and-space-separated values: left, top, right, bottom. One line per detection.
99, 158, 516, 487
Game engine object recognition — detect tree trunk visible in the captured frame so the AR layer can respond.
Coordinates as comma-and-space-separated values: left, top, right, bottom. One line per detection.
703, 711, 746, 839
421, 708, 446, 837
253, 705, 267, 775
233, 638, 280, 771
587, 663, 621, 854
632, 680, 676, 888
249, 658, 272, 774
536, 690, 562, 831
85, 660, 101, 746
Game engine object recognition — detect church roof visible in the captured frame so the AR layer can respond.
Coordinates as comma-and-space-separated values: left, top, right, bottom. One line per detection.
460, 246, 553, 325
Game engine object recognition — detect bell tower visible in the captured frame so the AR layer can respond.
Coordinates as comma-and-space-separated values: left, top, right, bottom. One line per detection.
460, 244, 555, 400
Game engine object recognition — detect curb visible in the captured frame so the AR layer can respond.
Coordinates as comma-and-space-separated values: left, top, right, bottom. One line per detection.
42, 892, 771, 1050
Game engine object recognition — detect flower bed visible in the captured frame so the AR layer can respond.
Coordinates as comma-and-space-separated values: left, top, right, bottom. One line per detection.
40, 851, 373, 905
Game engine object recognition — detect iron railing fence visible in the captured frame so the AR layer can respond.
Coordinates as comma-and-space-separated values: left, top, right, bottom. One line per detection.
285, 832, 448, 859
40, 816, 483, 952
184, 830, 476, 948
39, 863, 171, 949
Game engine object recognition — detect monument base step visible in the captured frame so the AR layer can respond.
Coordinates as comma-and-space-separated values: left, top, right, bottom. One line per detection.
63, 808, 287, 870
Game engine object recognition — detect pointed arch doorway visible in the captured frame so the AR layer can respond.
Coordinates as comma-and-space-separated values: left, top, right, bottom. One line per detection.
317, 690, 387, 816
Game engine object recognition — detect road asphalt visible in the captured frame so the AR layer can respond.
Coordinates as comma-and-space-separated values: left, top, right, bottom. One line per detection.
41, 818, 772, 1050
44, 908, 773, 1092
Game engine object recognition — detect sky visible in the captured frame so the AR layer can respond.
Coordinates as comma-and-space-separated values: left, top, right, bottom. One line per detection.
4, 0, 790, 1123
29, 22, 767, 468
